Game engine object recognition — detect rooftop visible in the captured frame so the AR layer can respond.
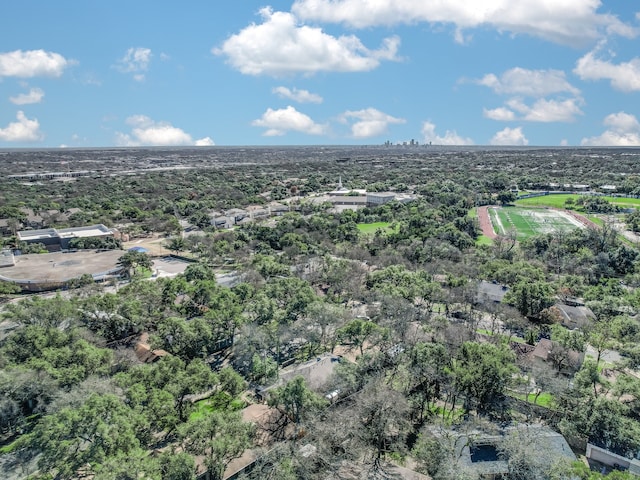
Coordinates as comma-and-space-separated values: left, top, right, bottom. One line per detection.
17, 224, 113, 241
17, 228, 58, 241
56, 224, 113, 238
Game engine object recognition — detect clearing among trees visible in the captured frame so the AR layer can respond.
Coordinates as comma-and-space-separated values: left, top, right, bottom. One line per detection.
489, 206, 585, 240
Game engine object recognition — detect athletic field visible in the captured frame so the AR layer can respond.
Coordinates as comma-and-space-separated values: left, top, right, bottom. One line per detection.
489, 207, 584, 240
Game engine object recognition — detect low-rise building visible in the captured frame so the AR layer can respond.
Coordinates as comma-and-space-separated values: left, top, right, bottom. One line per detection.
427, 423, 575, 479
476, 280, 509, 304
586, 442, 640, 475
17, 224, 115, 251
366, 192, 396, 206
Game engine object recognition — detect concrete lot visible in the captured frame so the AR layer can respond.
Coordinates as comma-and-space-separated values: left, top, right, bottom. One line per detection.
0, 250, 123, 282
152, 256, 191, 278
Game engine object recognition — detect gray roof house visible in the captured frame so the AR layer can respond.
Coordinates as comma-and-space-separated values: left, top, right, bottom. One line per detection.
428, 423, 575, 479
476, 281, 509, 304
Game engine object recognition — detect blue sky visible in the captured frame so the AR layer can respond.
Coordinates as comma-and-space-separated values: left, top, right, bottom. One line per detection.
0, 1, 639, 147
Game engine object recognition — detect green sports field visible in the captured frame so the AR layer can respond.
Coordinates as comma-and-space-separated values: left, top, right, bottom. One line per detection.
489, 206, 584, 240
516, 194, 640, 209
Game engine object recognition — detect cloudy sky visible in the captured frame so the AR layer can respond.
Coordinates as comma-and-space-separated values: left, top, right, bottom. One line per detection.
1, 1, 639, 147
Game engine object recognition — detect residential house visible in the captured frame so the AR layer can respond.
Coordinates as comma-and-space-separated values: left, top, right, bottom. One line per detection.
134, 332, 170, 363
476, 280, 509, 304
553, 302, 595, 330
586, 443, 640, 475
246, 205, 270, 220
531, 338, 584, 375
427, 423, 575, 479
269, 202, 289, 216
225, 208, 249, 223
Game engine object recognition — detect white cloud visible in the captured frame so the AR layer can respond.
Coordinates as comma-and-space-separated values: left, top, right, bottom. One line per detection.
0, 111, 43, 142
490, 127, 529, 146
574, 49, 640, 92
505, 98, 583, 122
475, 68, 579, 97
214, 7, 400, 76
252, 106, 327, 136
483, 107, 515, 121
116, 115, 213, 146
9, 87, 45, 105
0, 49, 70, 78
339, 108, 405, 138
115, 47, 152, 81
421, 121, 474, 145
581, 111, 640, 146
195, 137, 215, 146
273, 86, 323, 104
292, 0, 636, 46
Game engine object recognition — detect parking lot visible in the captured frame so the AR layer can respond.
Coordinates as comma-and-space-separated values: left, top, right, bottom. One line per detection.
152, 256, 192, 278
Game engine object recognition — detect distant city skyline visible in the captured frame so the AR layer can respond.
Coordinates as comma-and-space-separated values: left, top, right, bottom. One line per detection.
0, 1, 639, 148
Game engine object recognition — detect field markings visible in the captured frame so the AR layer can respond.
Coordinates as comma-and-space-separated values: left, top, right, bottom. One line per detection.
490, 207, 507, 235
492, 206, 585, 240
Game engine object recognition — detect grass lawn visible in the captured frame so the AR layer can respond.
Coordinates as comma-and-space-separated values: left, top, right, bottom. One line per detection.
491, 206, 583, 240
509, 391, 555, 408
517, 194, 640, 210
516, 194, 579, 208
190, 392, 245, 421
605, 196, 640, 208
476, 235, 492, 246
429, 405, 465, 423
476, 329, 525, 343
587, 215, 604, 226
357, 222, 398, 234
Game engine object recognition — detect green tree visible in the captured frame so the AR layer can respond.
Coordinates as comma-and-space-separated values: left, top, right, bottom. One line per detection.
81, 292, 145, 341
93, 449, 162, 480
336, 318, 387, 356
116, 356, 217, 425
24, 394, 149, 479
497, 191, 517, 205
2, 294, 79, 328
3, 326, 113, 387
505, 280, 555, 318
118, 250, 153, 278
180, 410, 254, 480
408, 342, 451, 421
268, 376, 327, 425
167, 236, 186, 255
452, 341, 517, 415
0, 280, 20, 302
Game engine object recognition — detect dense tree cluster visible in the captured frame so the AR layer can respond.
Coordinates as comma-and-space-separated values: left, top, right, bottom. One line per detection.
2, 147, 640, 479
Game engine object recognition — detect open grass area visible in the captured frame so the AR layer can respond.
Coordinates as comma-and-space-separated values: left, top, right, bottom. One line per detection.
517, 194, 640, 209
490, 206, 583, 240
476, 235, 493, 246
516, 194, 579, 208
605, 196, 640, 208
189, 392, 245, 421
509, 391, 555, 408
357, 222, 398, 234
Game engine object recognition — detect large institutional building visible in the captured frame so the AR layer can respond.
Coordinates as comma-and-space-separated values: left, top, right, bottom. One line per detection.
17, 224, 116, 251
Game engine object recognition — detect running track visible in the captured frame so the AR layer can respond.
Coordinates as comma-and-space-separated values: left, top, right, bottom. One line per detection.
477, 206, 498, 239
